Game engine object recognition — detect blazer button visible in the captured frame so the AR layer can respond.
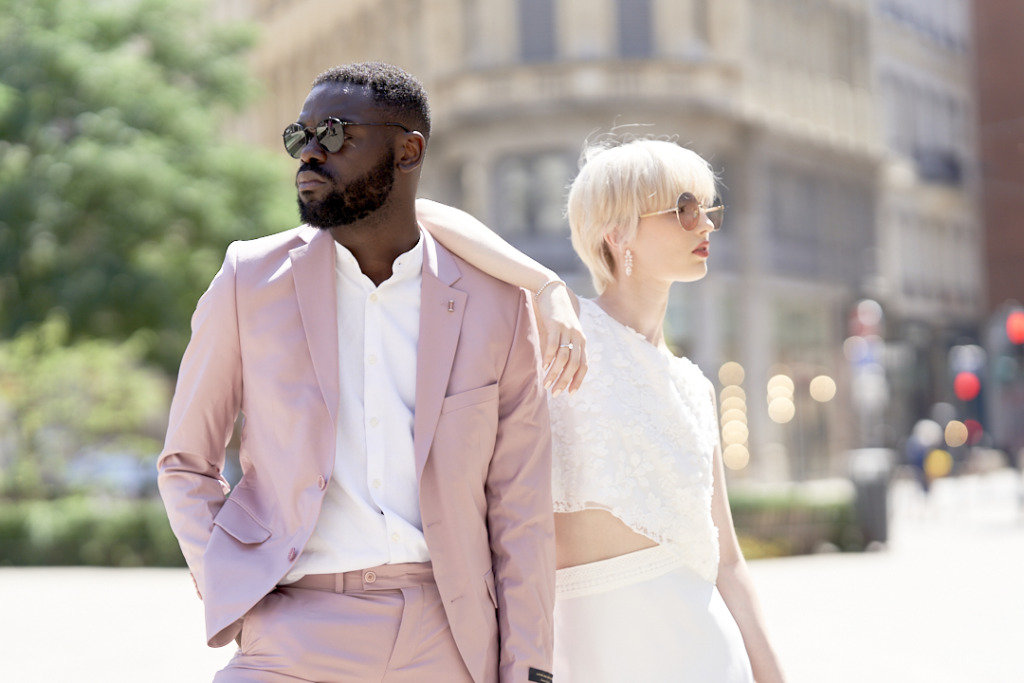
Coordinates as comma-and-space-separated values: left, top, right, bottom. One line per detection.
287, 547, 297, 562
317, 475, 326, 490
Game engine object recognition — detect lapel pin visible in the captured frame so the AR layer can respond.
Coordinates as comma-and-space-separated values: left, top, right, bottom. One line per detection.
447, 299, 455, 313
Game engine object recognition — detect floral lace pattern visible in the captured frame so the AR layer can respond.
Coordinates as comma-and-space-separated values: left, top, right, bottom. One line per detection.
550, 298, 720, 582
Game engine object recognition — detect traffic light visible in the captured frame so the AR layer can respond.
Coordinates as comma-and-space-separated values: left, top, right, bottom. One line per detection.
953, 371, 981, 401
1007, 310, 1024, 345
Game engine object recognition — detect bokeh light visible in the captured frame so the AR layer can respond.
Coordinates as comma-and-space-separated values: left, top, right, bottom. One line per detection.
924, 449, 953, 479
913, 418, 943, 446
718, 361, 745, 386
948, 345, 986, 373
994, 355, 1019, 382
768, 397, 796, 423
855, 299, 883, 329
767, 384, 794, 402
721, 408, 747, 425
723, 444, 750, 470
964, 419, 984, 445
944, 420, 967, 448
930, 403, 956, 426
721, 420, 749, 445
718, 367, 749, 468
843, 335, 867, 362
953, 371, 981, 401
719, 385, 746, 402
1007, 310, 1024, 345
721, 396, 746, 413
809, 375, 837, 402
767, 374, 795, 393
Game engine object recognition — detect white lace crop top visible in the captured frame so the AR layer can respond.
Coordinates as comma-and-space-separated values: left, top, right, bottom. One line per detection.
549, 298, 720, 582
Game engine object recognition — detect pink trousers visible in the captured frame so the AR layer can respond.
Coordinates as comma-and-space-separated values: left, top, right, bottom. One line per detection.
214, 562, 473, 683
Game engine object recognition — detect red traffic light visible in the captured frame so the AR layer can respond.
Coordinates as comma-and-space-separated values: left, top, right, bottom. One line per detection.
1007, 310, 1024, 345
953, 371, 981, 401
964, 419, 984, 446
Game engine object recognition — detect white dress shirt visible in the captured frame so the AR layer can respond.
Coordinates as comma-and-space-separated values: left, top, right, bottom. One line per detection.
284, 233, 429, 582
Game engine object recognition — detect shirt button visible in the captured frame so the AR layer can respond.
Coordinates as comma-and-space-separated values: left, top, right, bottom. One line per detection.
317, 475, 326, 490
367, 354, 377, 365
364, 571, 377, 584
369, 417, 379, 427
369, 293, 379, 303
391, 532, 401, 542
372, 479, 382, 489
287, 547, 297, 562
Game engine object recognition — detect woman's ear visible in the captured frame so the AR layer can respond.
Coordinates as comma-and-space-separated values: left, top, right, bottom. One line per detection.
603, 229, 627, 252
396, 132, 427, 173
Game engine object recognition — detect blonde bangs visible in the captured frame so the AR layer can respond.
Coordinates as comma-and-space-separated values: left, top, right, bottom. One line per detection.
567, 137, 718, 293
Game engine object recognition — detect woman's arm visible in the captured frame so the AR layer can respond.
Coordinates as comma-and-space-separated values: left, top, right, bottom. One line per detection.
416, 198, 586, 395
710, 396, 786, 682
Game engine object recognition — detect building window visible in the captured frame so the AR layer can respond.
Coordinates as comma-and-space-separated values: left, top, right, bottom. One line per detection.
767, 164, 873, 283
493, 152, 575, 237
462, 0, 483, 64
617, 0, 653, 58
693, 0, 710, 42
519, 0, 557, 63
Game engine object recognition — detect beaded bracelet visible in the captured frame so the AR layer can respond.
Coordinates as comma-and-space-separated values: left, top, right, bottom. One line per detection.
535, 279, 567, 302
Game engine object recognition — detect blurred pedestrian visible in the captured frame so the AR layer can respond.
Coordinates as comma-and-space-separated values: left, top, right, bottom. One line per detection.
907, 418, 944, 493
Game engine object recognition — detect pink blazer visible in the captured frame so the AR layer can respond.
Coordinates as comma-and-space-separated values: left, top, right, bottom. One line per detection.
157, 226, 554, 683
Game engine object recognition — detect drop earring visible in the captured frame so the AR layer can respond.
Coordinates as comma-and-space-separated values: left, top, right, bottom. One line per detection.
624, 249, 634, 277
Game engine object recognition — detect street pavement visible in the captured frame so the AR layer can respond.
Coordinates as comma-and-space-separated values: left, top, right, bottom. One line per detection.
2, 470, 1021, 682
752, 470, 1024, 683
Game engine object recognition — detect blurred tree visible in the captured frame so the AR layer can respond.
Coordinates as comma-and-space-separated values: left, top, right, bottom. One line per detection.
0, 0, 295, 369
0, 314, 169, 499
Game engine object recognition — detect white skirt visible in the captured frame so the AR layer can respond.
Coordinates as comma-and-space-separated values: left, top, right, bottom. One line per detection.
553, 545, 754, 683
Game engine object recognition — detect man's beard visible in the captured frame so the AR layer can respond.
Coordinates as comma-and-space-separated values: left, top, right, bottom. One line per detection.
298, 148, 396, 229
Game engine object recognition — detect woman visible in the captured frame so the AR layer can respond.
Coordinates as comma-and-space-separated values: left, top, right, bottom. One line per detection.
417, 137, 784, 682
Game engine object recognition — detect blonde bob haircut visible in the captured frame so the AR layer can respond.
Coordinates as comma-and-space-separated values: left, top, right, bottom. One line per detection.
566, 137, 717, 293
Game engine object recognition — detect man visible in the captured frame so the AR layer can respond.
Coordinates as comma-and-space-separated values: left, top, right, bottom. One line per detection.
158, 62, 555, 683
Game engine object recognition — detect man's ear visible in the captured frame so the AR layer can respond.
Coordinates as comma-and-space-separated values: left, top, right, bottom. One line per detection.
396, 132, 426, 173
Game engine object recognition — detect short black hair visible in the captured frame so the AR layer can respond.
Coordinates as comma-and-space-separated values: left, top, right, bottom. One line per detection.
313, 62, 431, 141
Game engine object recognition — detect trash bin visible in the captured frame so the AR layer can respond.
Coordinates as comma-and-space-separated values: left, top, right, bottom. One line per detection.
847, 448, 894, 546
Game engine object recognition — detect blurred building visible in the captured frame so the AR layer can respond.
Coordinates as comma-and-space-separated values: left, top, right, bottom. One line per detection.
973, 0, 1024, 462
211, 0, 982, 481
871, 0, 983, 453
973, 0, 1024, 312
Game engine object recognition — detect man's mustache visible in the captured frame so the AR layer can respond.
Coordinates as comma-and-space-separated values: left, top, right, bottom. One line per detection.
297, 162, 334, 182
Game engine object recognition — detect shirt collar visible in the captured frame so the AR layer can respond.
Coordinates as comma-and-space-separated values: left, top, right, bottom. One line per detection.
334, 230, 424, 287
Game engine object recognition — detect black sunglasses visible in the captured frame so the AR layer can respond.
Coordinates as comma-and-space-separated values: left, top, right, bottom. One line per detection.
640, 192, 724, 231
282, 117, 411, 158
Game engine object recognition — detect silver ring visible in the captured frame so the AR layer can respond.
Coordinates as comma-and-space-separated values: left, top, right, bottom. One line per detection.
559, 342, 574, 350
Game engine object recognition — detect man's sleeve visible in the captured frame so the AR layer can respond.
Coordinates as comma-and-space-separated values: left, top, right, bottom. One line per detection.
156, 242, 243, 596
485, 288, 556, 682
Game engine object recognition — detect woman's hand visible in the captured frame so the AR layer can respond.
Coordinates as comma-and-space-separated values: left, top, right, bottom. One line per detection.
413, 197, 587, 392
535, 284, 587, 396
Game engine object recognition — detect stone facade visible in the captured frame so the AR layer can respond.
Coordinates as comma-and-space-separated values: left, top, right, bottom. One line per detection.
212, 0, 982, 481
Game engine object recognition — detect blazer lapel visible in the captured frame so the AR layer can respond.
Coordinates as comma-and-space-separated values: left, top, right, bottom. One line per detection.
413, 232, 466, 480
289, 227, 340, 425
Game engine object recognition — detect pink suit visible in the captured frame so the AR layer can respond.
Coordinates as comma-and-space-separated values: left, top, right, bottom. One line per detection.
158, 225, 555, 682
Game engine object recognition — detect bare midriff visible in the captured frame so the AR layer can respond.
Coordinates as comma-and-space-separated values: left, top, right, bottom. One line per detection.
554, 508, 658, 570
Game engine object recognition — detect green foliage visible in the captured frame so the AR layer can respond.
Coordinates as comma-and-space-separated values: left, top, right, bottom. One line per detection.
0, 0, 296, 369
729, 482, 863, 556
0, 496, 184, 566
735, 534, 793, 561
0, 314, 169, 498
